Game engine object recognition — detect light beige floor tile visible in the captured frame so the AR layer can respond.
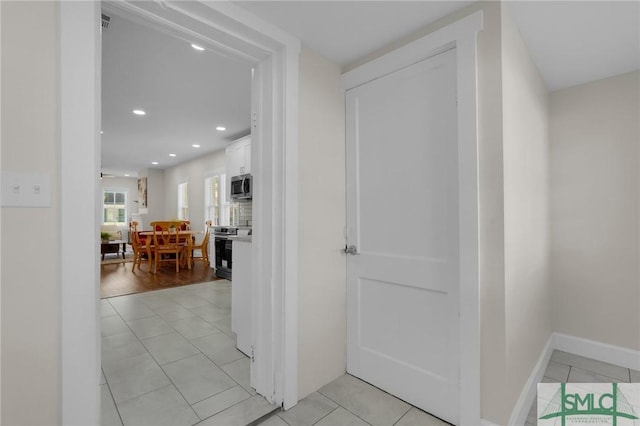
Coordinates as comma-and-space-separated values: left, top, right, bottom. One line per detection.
544, 360, 570, 382
172, 294, 214, 309
190, 304, 231, 323
101, 302, 119, 318
551, 350, 629, 381
117, 384, 199, 426
162, 354, 237, 404
155, 304, 199, 322
102, 331, 148, 365
191, 332, 245, 366
170, 316, 220, 340
101, 384, 122, 426
568, 366, 624, 383
315, 407, 370, 426
127, 315, 174, 340
137, 294, 183, 310
394, 407, 447, 426
258, 414, 289, 426
142, 331, 201, 365
110, 299, 157, 322
196, 395, 277, 426
210, 317, 234, 338
278, 392, 338, 426
102, 315, 130, 337
221, 357, 255, 395
102, 352, 171, 403
192, 386, 251, 420
319, 375, 409, 426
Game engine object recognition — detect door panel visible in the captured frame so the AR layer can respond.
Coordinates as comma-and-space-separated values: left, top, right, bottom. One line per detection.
346, 49, 459, 424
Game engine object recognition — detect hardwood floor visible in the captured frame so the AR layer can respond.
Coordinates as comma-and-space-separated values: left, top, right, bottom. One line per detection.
100, 259, 220, 298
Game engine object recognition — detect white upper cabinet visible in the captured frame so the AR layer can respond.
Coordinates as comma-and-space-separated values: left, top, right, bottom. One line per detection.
226, 136, 251, 177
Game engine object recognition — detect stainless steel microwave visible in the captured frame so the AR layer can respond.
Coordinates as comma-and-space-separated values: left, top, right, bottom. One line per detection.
230, 173, 252, 200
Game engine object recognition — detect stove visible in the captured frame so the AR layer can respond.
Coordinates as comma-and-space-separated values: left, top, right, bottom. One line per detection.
212, 227, 237, 280
212, 226, 238, 237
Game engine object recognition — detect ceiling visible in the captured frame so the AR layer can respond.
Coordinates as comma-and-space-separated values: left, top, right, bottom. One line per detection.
101, 10, 253, 177
101, 1, 639, 177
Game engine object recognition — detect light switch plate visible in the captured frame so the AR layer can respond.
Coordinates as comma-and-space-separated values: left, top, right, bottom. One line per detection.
1, 171, 51, 207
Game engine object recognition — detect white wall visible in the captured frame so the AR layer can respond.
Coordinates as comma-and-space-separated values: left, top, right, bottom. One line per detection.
501, 5, 551, 415
550, 71, 640, 351
137, 168, 165, 229
297, 47, 346, 399
163, 149, 226, 231
0, 2, 61, 424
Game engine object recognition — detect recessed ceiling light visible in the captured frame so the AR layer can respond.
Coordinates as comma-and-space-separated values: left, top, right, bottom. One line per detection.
169, 153, 177, 157
151, 161, 159, 165
133, 109, 146, 116
124, 174, 130, 177
192, 144, 200, 148
216, 126, 226, 131
100, 130, 104, 134
191, 43, 205, 51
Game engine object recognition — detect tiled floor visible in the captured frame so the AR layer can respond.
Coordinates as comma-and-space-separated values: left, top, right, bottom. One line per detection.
101, 280, 278, 426
102, 281, 638, 426
260, 374, 451, 426
525, 350, 640, 426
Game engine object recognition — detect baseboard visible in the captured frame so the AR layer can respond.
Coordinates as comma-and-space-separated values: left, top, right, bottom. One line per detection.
553, 332, 640, 371
507, 334, 554, 426
507, 332, 640, 426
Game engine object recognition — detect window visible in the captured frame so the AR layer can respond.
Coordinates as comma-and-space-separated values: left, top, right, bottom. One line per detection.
103, 189, 127, 226
205, 175, 221, 225
205, 174, 234, 226
178, 182, 189, 220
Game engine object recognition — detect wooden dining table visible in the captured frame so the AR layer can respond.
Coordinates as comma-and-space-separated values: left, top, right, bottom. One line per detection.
139, 229, 204, 272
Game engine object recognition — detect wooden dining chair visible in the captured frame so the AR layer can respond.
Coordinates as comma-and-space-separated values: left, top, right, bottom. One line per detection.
129, 226, 152, 272
150, 221, 186, 273
190, 220, 212, 268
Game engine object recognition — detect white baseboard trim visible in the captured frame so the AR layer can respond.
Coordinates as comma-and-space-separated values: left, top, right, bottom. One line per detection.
507, 334, 554, 426
553, 332, 640, 371
507, 332, 640, 426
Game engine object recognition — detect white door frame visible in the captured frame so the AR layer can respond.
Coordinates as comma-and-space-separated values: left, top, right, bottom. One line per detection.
60, 2, 300, 423
342, 11, 483, 425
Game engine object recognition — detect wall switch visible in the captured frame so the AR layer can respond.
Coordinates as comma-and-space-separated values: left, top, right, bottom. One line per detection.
1, 171, 51, 207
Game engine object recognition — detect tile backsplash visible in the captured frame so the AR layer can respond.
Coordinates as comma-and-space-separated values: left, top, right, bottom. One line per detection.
237, 200, 252, 227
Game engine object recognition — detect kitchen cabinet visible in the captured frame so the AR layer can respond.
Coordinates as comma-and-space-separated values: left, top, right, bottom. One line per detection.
231, 238, 252, 356
226, 136, 251, 177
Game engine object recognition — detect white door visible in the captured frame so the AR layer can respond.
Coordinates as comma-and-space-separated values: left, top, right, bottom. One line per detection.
346, 49, 460, 424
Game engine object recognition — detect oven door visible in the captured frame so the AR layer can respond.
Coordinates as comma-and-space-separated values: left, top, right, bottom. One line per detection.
214, 236, 233, 280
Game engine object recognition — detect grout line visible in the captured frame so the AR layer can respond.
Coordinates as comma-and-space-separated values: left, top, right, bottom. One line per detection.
103, 282, 252, 424
246, 406, 282, 426
102, 370, 126, 426
275, 410, 294, 426
310, 406, 340, 426
314, 392, 375, 426
391, 406, 413, 426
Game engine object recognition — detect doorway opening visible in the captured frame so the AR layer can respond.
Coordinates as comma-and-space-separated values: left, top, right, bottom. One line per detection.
60, 2, 301, 422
